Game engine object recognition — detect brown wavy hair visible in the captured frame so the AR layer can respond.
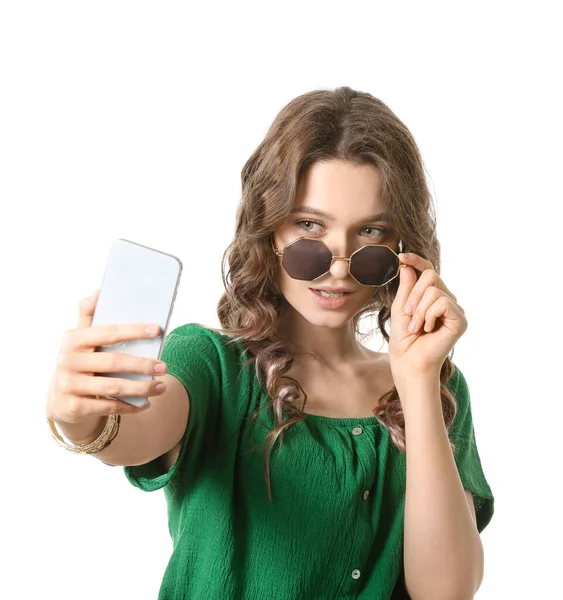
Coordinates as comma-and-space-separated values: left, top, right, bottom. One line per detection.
215, 86, 458, 500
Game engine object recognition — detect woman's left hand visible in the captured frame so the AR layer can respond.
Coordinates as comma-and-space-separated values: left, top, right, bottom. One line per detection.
389, 253, 468, 385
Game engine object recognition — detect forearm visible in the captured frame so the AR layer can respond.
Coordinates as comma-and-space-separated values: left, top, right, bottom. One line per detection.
401, 377, 483, 600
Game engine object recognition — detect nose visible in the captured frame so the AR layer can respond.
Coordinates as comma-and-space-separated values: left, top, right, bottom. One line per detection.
328, 255, 351, 281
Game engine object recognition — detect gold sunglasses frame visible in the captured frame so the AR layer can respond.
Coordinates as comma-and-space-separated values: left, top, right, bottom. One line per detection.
272, 236, 402, 288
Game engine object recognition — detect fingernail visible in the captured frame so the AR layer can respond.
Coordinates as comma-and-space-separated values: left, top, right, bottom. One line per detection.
154, 362, 167, 374
155, 382, 166, 393
146, 325, 160, 335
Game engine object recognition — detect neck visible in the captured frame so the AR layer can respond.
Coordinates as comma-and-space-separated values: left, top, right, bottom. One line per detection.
275, 308, 369, 370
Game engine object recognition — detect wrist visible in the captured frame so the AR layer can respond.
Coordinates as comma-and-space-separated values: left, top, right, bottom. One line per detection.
48, 414, 120, 455
395, 372, 440, 399
53, 415, 108, 446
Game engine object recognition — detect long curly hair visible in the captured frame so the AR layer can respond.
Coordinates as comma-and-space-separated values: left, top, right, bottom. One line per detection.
215, 86, 458, 500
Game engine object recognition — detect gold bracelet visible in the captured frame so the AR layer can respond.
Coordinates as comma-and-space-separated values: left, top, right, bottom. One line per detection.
47, 413, 121, 455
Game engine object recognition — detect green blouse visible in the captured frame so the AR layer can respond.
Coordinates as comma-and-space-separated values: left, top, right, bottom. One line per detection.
124, 323, 494, 599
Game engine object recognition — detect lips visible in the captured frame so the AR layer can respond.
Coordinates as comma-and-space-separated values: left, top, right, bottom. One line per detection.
310, 287, 354, 294
309, 287, 355, 309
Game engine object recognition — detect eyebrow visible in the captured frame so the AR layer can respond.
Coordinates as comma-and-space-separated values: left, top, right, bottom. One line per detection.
289, 205, 392, 223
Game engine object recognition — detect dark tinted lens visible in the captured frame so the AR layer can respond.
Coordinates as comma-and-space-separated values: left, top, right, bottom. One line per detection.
350, 245, 399, 285
282, 238, 332, 281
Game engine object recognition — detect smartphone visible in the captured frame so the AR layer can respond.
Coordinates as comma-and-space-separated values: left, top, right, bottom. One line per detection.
91, 238, 183, 407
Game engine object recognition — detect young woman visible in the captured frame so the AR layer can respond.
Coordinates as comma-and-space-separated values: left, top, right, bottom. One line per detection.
46, 86, 494, 600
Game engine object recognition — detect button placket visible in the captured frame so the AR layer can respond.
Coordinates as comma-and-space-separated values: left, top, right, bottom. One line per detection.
336, 423, 372, 595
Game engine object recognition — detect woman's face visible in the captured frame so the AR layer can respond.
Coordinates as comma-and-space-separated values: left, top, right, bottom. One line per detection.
273, 159, 400, 329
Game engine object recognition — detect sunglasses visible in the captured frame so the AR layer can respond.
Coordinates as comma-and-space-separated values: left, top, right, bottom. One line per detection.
272, 237, 402, 287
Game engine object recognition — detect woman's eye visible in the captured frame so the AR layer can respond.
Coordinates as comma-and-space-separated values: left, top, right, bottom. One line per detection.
362, 226, 388, 238
296, 220, 323, 233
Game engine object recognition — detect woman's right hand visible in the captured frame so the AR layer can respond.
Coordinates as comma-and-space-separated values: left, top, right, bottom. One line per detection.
46, 289, 169, 426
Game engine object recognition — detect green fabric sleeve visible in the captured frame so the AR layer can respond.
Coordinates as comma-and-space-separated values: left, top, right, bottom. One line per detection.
448, 364, 495, 533
123, 323, 225, 493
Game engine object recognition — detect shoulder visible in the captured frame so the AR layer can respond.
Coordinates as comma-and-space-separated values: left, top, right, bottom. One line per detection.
166, 322, 244, 356
446, 363, 468, 394
163, 323, 251, 386
161, 323, 256, 423
167, 322, 226, 341
446, 364, 472, 423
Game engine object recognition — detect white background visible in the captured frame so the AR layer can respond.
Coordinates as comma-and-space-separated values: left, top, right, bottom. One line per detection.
1, 1, 561, 598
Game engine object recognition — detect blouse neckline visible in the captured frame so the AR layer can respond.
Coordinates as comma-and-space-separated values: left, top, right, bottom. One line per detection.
302, 412, 384, 427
